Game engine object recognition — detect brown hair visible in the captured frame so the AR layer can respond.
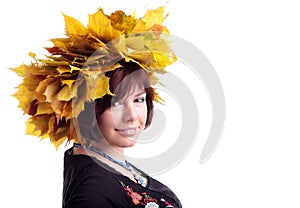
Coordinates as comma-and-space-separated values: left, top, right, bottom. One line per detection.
77, 61, 155, 141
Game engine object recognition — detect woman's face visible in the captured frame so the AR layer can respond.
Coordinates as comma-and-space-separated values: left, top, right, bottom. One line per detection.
97, 88, 147, 149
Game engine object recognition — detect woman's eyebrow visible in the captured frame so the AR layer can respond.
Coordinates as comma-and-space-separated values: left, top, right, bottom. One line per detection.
134, 91, 146, 97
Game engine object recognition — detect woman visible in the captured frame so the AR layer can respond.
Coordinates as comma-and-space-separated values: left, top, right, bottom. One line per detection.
10, 6, 181, 208
63, 61, 182, 207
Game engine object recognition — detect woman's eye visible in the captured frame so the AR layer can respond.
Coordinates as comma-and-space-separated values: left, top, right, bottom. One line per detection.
135, 97, 145, 103
112, 101, 122, 107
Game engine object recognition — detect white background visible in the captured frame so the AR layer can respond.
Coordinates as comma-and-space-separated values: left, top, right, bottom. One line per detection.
1, 0, 300, 207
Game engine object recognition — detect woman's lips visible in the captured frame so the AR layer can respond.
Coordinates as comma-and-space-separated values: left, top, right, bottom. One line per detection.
116, 127, 138, 137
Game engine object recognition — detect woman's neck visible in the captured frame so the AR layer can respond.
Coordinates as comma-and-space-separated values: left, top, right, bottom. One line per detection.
81, 139, 126, 163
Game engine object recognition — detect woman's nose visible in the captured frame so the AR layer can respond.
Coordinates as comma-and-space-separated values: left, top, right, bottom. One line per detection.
123, 104, 138, 122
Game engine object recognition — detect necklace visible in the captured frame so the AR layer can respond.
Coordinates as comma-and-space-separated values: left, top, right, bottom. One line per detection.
73, 143, 147, 187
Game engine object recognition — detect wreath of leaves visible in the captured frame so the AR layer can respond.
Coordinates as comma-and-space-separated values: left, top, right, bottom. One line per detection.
10, 6, 177, 149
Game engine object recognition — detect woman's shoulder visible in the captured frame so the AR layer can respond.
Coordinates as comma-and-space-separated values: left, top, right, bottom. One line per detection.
63, 147, 119, 177
63, 147, 130, 207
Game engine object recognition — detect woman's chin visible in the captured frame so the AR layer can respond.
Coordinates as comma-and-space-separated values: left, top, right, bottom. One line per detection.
123, 137, 139, 148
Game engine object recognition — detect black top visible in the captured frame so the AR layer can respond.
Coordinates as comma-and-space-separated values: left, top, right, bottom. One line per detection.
62, 147, 182, 208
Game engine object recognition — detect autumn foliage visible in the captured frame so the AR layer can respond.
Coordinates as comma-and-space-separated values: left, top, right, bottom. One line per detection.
10, 6, 177, 149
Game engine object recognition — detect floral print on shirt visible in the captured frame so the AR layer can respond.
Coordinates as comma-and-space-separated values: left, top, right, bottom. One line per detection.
119, 181, 175, 207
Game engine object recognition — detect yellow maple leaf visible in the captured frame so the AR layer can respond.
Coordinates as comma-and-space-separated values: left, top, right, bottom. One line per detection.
9, 64, 26, 77
57, 83, 78, 101
63, 13, 88, 36
53, 136, 67, 150
88, 9, 121, 42
144, 6, 166, 28
85, 75, 113, 100
36, 102, 54, 115
133, 6, 166, 32
50, 38, 69, 49
14, 84, 34, 113
25, 120, 48, 139
26, 114, 51, 136
96, 75, 114, 98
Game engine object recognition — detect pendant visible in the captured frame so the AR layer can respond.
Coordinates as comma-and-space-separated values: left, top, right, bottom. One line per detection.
145, 202, 159, 208
134, 174, 147, 187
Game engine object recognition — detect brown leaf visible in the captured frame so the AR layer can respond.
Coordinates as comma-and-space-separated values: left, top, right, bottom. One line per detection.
44, 79, 61, 103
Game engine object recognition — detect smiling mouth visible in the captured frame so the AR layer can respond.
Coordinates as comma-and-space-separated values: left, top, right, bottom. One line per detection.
116, 127, 138, 137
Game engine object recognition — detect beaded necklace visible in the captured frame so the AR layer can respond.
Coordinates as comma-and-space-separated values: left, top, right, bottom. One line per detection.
73, 143, 147, 187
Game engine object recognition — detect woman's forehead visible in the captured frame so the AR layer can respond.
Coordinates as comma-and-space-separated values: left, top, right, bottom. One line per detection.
116, 87, 146, 100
